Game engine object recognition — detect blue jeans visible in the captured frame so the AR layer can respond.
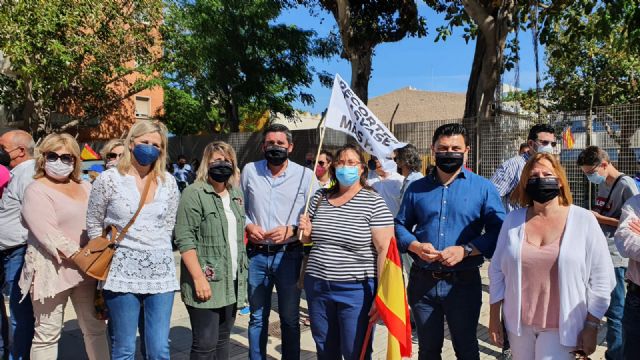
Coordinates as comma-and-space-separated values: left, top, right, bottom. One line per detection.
304, 275, 375, 360
104, 291, 174, 360
605, 267, 626, 360
2, 246, 34, 360
408, 267, 482, 360
247, 249, 302, 360
623, 284, 640, 360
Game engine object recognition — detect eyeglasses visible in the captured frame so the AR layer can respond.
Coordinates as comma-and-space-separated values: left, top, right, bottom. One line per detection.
317, 161, 326, 167
106, 152, 124, 160
537, 140, 557, 147
583, 164, 600, 175
45, 152, 75, 165
333, 160, 361, 168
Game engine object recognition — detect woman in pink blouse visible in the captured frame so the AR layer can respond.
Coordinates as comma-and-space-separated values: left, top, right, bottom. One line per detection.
18, 133, 108, 360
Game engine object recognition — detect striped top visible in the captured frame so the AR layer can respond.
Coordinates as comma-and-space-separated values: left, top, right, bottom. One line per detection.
306, 188, 394, 281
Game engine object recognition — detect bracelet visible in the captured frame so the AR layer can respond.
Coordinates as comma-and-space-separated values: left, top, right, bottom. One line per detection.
584, 320, 600, 329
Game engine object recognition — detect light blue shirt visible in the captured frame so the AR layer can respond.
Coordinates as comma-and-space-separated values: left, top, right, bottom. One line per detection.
241, 159, 318, 244
0, 159, 35, 250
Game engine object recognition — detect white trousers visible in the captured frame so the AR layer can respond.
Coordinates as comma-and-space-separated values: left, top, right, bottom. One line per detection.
508, 325, 575, 360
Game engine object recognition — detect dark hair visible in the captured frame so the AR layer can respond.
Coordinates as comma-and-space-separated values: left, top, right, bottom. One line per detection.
527, 124, 555, 141
519, 143, 529, 152
395, 144, 422, 172
327, 144, 371, 195
178, 154, 187, 161
263, 123, 292, 144
319, 149, 334, 163
432, 123, 469, 146
576, 145, 610, 167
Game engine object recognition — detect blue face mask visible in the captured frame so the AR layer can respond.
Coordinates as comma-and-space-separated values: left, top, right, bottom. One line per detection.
586, 171, 606, 185
132, 144, 160, 166
335, 166, 360, 186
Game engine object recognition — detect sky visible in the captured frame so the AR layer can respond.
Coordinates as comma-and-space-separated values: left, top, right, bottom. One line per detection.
278, 3, 546, 114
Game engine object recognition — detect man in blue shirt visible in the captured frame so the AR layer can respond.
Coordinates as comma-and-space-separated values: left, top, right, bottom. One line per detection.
241, 124, 318, 360
395, 123, 505, 360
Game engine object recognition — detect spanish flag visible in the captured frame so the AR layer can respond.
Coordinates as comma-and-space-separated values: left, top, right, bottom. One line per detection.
361, 237, 412, 360
562, 126, 575, 149
81, 143, 101, 160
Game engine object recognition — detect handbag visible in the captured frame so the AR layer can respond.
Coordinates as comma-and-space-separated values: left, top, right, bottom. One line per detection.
72, 175, 152, 280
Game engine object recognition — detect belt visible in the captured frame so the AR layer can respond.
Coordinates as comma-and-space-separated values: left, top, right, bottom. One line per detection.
412, 266, 479, 281
0, 244, 26, 257
248, 241, 302, 254
628, 281, 640, 295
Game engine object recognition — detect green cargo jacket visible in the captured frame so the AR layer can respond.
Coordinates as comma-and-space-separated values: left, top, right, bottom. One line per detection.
174, 181, 247, 309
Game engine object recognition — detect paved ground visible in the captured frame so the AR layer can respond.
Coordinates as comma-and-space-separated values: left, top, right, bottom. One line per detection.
57, 260, 608, 359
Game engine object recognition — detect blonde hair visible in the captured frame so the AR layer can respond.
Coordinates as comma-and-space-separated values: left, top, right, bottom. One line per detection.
117, 120, 169, 181
511, 153, 573, 207
196, 141, 239, 188
34, 133, 82, 183
100, 139, 125, 160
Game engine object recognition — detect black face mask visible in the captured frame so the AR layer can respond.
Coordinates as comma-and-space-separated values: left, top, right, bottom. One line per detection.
264, 145, 288, 166
526, 177, 560, 204
208, 161, 233, 183
0, 149, 10, 168
367, 159, 377, 171
435, 152, 464, 174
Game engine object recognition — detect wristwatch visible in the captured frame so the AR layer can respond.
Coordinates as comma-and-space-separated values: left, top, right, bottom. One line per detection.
291, 225, 299, 237
462, 244, 473, 258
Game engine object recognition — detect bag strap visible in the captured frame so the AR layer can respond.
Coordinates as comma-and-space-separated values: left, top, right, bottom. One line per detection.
116, 174, 154, 242
598, 174, 625, 215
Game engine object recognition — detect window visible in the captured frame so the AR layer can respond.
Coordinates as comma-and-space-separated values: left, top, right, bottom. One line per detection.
135, 96, 150, 118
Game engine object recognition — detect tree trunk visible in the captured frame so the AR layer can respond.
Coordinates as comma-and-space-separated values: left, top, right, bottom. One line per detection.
225, 99, 240, 133
348, 48, 373, 104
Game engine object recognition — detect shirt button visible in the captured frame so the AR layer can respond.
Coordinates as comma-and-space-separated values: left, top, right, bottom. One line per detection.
440, 233, 444, 236
443, 201, 447, 204
442, 217, 446, 220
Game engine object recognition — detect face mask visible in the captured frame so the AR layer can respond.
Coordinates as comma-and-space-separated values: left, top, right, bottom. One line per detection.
45, 159, 74, 181
132, 144, 160, 166
535, 143, 554, 154
305, 159, 313, 166
335, 166, 360, 186
526, 177, 560, 204
264, 145, 288, 166
105, 159, 118, 169
0, 149, 10, 168
208, 161, 233, 183
435, 152, 464, 174
586, 168, 606, 185
315, 165, 327, 178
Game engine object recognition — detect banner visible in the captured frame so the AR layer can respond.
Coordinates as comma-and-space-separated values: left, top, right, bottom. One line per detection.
325, 74, 406, 171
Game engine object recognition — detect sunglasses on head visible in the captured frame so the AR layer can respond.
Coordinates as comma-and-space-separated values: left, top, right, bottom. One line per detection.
106, 152, 123, 160
45, 152, 75, 165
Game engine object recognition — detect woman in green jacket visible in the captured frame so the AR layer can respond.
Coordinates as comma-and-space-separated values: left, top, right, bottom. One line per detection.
174, 141, 247, 360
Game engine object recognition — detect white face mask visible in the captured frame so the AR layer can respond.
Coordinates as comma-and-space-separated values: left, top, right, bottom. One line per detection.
105, 159, 118, 169
535, 143, 554, 154
45, 159, 74, 181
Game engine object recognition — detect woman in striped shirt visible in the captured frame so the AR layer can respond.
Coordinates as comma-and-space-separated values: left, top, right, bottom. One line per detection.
299, 144, 394, 360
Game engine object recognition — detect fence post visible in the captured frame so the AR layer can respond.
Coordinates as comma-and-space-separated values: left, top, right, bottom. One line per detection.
585, 109, 593, 209
474, 115, 480, 173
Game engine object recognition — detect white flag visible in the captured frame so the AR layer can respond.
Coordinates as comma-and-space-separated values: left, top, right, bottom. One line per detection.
324, 74, 406, 172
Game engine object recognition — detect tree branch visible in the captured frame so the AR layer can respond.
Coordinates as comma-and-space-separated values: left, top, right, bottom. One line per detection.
462, 0, 494, 37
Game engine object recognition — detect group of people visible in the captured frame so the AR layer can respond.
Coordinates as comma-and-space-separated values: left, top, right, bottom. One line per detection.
0, 118, 638, 360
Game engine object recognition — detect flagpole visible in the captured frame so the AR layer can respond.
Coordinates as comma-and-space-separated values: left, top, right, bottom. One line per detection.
359, 322, 374, 360
298, 114, 327, 241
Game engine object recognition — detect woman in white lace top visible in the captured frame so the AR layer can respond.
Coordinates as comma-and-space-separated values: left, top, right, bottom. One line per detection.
86, 120, 180, 360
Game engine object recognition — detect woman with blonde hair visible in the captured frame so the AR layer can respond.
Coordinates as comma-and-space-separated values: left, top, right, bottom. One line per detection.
86, 120, 180, 359
175, 141, 246, 359
19, 133, 108, 359
488, 153, 616, 359
100, 139, 125, 170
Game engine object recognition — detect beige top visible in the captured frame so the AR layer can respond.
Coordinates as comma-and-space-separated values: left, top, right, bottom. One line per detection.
520, 236, 561, 329
19, 181, 93, 303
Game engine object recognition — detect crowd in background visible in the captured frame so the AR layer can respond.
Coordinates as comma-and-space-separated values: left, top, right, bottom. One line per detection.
0, 120, 638, 360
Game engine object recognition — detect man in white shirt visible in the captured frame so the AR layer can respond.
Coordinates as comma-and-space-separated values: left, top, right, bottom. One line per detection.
0, 129, 36, 359
367, 156, 404, 216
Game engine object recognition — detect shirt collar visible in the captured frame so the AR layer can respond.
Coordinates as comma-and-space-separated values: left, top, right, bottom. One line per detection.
260, 159, 292, 178
10, 159, 35, 176
429, 166, 468, 184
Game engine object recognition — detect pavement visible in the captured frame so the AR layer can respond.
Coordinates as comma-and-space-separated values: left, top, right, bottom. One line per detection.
56, 258, 608, 359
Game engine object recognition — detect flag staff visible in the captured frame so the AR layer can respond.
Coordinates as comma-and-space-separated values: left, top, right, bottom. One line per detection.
298, 113, 327, 240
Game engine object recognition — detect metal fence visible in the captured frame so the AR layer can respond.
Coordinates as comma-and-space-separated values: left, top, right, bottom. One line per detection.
169, 102, 640, 209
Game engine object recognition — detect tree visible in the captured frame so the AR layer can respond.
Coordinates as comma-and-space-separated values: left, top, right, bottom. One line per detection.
163, 0, 336, 133
543, 1, 640, 174
0, 0, 164, 138
303, 0, 426, 104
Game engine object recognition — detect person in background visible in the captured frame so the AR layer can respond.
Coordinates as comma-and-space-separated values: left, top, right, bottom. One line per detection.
0, 129, 36, 359
298, 144, 393, 360
304, 152, 314, 169
0, 165, 9, 199
241, 123, 318, 360
367, 156, 404, 216
577, 146, 638, 360
174, 154, 193, 192
395, 123, 505, 359
518, 143, 530, 156
395, 144, 423, 199
86, 120, 180, 359
634, 159, 640, 190
100, 139, 125, 171
175, 141, 247, 360
489, 153, 615, 359
314, 150, 334, 189
19, 133, 109, 360
491, 124, 557, 214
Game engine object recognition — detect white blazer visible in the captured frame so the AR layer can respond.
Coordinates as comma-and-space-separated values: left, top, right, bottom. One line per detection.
489, 205, 616, 346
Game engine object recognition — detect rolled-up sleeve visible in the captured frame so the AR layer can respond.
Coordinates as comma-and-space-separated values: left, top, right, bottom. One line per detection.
587, 216, 616, 318
615, 196, 640, 261
174, 186, 201, 254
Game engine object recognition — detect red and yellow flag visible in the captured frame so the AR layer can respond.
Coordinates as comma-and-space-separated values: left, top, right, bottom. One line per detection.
81, 143, 101, 160
562, 126, 575, 149
375, 237, 412, 359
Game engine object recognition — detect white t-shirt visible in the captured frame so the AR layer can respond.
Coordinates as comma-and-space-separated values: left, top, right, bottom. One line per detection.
369, 172, 405, 216
221, 192, 238, 280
